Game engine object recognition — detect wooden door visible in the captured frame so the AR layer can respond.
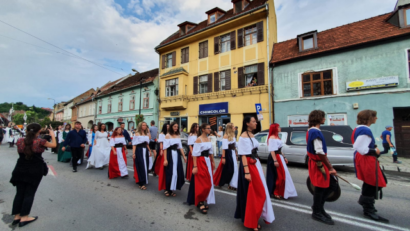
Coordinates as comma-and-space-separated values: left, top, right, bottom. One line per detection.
393, 108, 410, 158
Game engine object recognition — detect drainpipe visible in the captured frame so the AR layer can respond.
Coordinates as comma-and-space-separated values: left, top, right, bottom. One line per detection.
266, 3, 272, 124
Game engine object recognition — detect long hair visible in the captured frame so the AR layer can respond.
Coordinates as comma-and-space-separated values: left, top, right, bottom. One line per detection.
111, 127, 122, 139
198, 123, 210, 136
161, 123, 168, 134
267, 123, 280, 144
189, 123, 198, 136
357, 110, 377, 125
137, 122, 148, 135
92, 124, 98, 133
98, 123, 107, 132
168, 122, 180, 136
241, 115, 255, 134
225, 123, 234, 142
65, 124, 71, 131
308, 110, 325, 128
24, 123, 42, 160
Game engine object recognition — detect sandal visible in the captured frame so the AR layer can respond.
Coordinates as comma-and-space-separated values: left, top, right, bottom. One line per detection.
251, 224, 262, 231
164, 191, 170, 197
197, 202, 208, 214
139, 185, 147, 190
170, 192, 177, 197
204, 202, 209, 210
273, 195, 281, 200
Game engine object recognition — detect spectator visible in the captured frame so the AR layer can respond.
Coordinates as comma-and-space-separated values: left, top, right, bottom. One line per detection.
149, 120, 158, 159
216, 126, 223, 157
10, 123, 56, 227
380, 125, 401, 164
120, 123, 132, 145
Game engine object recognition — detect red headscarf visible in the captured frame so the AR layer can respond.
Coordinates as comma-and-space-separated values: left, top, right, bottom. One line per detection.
267, 123, 280, 144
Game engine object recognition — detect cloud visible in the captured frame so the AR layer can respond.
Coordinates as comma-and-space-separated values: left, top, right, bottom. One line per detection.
0, 0, 398, 109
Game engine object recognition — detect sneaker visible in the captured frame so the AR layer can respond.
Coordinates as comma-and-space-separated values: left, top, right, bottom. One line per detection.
393, 161, 402, 164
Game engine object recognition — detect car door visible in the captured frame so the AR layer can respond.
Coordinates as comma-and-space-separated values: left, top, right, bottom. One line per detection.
323, 131, 354, 166
285, 131, 308, 164
254, 132, 268, 160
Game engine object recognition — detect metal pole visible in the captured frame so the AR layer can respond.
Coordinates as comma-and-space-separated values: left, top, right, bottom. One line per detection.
139, 79, 142, 115
53, 99, 56, 121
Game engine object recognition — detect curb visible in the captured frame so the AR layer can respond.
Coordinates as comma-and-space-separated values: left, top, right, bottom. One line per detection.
380, 164, 410, 173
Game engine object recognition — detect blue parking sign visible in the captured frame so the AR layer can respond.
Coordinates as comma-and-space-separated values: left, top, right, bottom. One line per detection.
255, 103, 262, 115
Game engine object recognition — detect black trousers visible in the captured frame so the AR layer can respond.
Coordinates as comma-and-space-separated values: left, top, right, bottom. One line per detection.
71, 147, 83, 170
312, 176, 338, 212
12, 182, 39, 216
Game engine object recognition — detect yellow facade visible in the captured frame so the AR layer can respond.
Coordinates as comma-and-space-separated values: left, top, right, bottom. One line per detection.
156, 1, 277, 133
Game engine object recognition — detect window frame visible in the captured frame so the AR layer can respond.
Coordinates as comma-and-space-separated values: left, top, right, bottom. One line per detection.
209, 13, 216, 24
118, 98, 123, 112
165, 53, 173, 68
181, 47, 189, 64
130, 95, 135, 110
143, 92, 150, 109
301, 70, 333, 98
220, 33, 231, 53
404, 7, 410, 27
166, 78, 179, 97
199, 75, 208, 94
302, 35, 314, 50
244, 64, 258, 87
220, 70, 227, 91
244, 25, 257, 46
199, 41, 208, 59
107, 100, 112, 113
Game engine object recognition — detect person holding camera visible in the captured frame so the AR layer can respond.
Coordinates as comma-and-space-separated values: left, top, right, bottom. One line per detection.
10, 123, 56, 227
62, 121, 87, 172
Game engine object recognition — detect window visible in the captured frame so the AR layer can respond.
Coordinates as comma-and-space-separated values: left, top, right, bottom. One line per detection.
199, 41, 208, 59
405, 8, 410, 26
254, 133, 267, 144
235, 1, 242, 13
220, 71, 227, 91
302, 36, 314, 50
220, 34, 230, 53
302, 70, 333, 97
180, 26, 186, 35
166, 78, 178, 97
181, 47, 189, 64
245, 65, 258, 87
199, 75, 208, 93
165, 53, 173, 68
118, 99, 123, 111
107, 100, 112, 113
89, 105, 93, 115
143, 92, 149, 109
209, 13, 216, 24
130, 96, 135, 110
290, 132, 307, 145
244, 25, 257, 46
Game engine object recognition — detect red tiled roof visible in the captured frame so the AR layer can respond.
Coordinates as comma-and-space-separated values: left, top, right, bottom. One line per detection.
157, 0, 267, 48
270, 13, 410, 64
41, 107, 53, 112
97, 68, 159, 97
73, 78, 125, 106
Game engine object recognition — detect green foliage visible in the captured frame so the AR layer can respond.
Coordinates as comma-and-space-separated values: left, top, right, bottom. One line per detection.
39, 117, 51, 127
0, 102, 51, 120
12, 114, 24, 125
135, 114, 145, 125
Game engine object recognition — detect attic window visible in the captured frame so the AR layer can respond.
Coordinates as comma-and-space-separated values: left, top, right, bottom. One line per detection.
209, 14, 216, 24
405, 7, 410, 26
302, 36, 314, 50
181, 26, 186, 35
235, 1, 243, 13
297, 31, 318, 52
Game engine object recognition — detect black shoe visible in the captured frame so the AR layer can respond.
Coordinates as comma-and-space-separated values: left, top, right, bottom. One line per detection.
364, 212, 389, 223
73, 169, 77, 172
321, 209, 332, 219
11, 219, 20, 226
312, 212, 334, 225
19, 216, 38, 227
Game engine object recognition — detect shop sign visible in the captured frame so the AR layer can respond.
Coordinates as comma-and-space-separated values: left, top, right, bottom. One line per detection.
328, 114, 347, 126
288, 115, 308, 127
199, 102, 228, 115
170, 112, 180, 116
346, 76, 398, 91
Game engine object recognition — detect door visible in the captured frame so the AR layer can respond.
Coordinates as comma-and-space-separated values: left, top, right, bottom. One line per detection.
393, 108, 410, 158
286, 131, 308, 164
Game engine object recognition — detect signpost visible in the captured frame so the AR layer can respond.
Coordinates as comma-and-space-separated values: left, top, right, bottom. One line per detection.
255, 103, 263, 121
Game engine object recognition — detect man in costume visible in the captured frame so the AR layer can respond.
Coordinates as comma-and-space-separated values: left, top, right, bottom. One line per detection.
306, 110, 338, 225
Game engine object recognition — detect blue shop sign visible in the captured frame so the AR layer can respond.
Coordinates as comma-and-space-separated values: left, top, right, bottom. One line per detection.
199, 102, 228, 115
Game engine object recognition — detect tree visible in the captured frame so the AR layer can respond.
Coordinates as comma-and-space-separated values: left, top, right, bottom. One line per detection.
12, 114, 24, 125
135, 114, 145, 125
40, 117, 51, 127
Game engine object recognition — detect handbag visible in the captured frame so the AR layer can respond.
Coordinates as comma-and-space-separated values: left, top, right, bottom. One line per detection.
35, 155, 49, 176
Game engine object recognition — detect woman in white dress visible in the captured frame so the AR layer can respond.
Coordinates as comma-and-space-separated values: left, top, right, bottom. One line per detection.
162, 122, 187, 197
132, 122, 151, 190
87, 124, 110, 169
108, 127, 128, 179
266, 123, 297, 200
209, 130, 217, 157
187, 123, 216, 215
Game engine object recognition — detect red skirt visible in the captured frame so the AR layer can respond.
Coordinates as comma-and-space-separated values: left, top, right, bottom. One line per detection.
307, 152, 330, 188
154, 150, 164, 175
273, 154, 286, 196
158, 150, 166, 191
186, 150, 193, 181
194, 156, 212, 206
355, 153, 386, 187
108, 147, 127, 179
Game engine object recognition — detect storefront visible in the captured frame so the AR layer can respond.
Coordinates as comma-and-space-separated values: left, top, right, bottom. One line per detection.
163, 112, 188, 133
198, 102, 231, 131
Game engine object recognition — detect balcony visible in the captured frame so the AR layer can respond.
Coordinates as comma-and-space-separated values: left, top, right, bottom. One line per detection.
160, 95, 189, 110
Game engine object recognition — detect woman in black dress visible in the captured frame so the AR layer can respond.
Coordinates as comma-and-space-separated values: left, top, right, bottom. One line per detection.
10, 123, 57, 227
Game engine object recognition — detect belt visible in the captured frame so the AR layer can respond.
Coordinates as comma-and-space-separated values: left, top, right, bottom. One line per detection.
201, 150, 209, 157
228, 143, 236, 150
315, 161, 327, 181
136, 142, 147, 148
276, 147, 282, 154
245, 148, 259, 159
169, 144, 179, 150
114, 143, 123, 148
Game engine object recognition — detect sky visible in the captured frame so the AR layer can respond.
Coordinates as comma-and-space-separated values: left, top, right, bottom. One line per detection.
0, 0, 396, 108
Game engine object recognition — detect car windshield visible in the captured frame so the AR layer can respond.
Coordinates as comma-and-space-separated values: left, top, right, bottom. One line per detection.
290, 131, 307, 145
254, 133, 268, 143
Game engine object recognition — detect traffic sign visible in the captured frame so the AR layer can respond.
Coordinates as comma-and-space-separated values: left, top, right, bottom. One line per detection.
255, 103, 262, 115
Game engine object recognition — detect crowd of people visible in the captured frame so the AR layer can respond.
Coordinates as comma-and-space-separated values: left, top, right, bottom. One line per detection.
3, 109, 395, 229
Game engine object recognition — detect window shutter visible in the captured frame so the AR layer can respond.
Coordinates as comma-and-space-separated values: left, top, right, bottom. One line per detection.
193, 76, 198, 95
204, 41, 208, 57
230, 31, 236, 50
225, 69, 231, 90
162, 55, 166, 69
214, 72, 219, 92
257, 21, 264, 43
172, 51, 176, 66
237, 28, 243, 48
186, 47, 189, 63
181, 49, 184, 64
207, 73, 213, 93
214, 36, 219, 54
238, 67, 244, 88
257, 62, 265, 85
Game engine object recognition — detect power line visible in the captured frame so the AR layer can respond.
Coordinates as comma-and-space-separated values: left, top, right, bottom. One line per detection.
0, 19, 127, 76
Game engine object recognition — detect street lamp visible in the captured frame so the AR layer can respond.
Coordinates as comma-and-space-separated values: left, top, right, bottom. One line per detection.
48, 98, 56, 121
132, 69, 145, 116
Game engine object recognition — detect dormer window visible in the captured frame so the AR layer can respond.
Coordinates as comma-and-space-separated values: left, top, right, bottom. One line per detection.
178, 21, 198, 36
235, 1, 242, 13
405, 7, 410, 26
233, 0, 248, 14
206, 7, 226, 25
210, 14, 216, 24
297, 31, 318, 52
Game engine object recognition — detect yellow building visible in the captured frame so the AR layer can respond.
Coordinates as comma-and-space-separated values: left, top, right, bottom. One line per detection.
155, 0, 277, 133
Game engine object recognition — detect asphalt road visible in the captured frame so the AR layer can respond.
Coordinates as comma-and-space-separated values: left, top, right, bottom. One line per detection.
0, 143, 409, 231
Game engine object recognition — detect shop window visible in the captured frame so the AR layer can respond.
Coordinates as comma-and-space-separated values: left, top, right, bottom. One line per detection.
130, 96, 135, 110
107, 100, 112, 113
166, 78, 178, 97
118, 99, 123, 112
302, 70, 333, 97
245, 65, 258, 87
181, 47, 189, 64
143, 92, 149, 109
199, 75, 208, 94
290, 131, 307, 145
244, 25, 257, 46
199, 41, 208, 59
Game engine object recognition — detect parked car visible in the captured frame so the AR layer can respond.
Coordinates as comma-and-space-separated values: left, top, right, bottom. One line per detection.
254, 126, 354, 166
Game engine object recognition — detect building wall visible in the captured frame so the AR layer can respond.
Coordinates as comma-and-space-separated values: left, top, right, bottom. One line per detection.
77, 101, 96, 129
96, 82, 158, 130
273, 38, 410, 146
63, 102, 73, 122
157, 5, 277, 133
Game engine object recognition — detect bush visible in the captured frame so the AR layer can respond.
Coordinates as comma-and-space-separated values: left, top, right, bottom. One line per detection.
135, 114, 144, 125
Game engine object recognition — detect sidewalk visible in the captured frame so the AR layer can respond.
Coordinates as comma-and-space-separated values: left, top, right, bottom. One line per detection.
379, 154, 410, 173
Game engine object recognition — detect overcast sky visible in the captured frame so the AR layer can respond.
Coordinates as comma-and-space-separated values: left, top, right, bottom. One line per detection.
0, 0, 396, 108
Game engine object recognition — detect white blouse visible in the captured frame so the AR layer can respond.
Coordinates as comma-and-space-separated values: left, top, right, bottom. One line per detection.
268, 139, 283, 152
109, 137, 126, 146
158, 134, 166, 143
192, 142, 213, 157
222, 138, 237, 149
132, 135, 150, 145
96, 131, 108, 139
188, 135, 197, 146
238, 137, 259, 155
353, 125, 373, 155
163, 138, 182, 150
